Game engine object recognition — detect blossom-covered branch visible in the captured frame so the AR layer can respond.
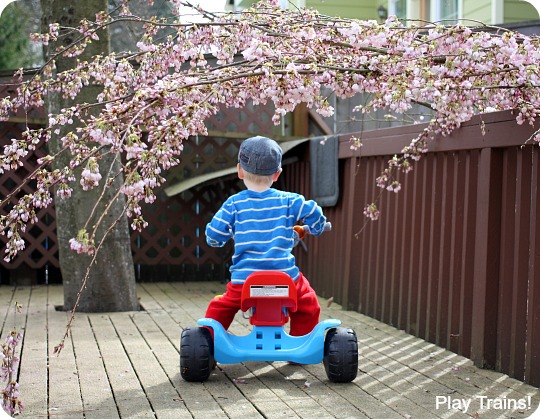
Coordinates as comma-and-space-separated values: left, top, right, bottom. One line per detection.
2, 0, 540, 258
1, 303, 23, 416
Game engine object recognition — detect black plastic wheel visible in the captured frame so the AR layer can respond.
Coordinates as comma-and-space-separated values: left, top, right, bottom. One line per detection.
323, 327, 358, 383
180, 327, 215, 382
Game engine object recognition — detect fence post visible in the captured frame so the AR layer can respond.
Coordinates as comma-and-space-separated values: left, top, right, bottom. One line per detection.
470, 147, 502, 369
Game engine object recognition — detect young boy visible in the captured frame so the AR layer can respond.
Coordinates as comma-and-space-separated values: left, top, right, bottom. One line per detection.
204, 135, 327, 337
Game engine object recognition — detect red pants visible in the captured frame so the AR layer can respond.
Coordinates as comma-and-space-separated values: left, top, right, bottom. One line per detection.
205, 273, 321, 336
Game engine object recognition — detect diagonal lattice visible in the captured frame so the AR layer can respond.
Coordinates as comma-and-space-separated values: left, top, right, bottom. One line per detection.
0, 99, 277, 276
0, 123, 59, 268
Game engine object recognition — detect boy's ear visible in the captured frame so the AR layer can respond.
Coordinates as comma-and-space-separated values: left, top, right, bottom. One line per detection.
272, 169, 283, 182
237, 163, 245, 179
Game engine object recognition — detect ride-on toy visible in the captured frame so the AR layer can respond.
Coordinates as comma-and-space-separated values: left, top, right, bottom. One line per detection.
180, 224, 358, 383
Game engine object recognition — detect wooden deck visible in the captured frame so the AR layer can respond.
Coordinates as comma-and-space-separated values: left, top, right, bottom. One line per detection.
1, 282, 539, 418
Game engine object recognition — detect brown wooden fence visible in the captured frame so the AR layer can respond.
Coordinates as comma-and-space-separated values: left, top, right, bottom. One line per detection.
287, 110, 540, 387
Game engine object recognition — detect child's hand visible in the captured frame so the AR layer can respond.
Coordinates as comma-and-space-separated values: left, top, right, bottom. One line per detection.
293, 225, 306, 240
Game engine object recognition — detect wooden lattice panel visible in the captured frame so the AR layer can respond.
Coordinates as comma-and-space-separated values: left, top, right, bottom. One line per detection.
167, 102, 278, 186
0, 75, 273, 277
0, 76, 46, 120
0, 124, 59, 269
205, 102, 276, 136
1, 135, 245, 272
131, 177, 242, 266
169, 137, 241, 185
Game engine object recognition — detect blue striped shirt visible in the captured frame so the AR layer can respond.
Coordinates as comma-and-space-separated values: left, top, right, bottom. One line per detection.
206, 188, 326, 284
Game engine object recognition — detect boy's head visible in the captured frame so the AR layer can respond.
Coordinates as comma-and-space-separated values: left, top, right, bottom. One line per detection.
238, 136, 282, 178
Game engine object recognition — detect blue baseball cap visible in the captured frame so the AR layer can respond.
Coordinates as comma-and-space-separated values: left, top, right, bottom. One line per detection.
238, 136, 282, 175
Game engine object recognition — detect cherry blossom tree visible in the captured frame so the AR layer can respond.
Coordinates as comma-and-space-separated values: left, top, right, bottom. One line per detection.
36, 0, 139, 313
1, 0, 540, 312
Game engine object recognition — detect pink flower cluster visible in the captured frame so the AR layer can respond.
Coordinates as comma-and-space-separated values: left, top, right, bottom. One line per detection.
69, 229, 95, 254
363, 203, 380, 221
1, 323, 23, 416
80, 157, 102, 191
1, 139, 28, 173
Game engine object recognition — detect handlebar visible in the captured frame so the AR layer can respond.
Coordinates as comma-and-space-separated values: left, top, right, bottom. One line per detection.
293, 222, 331, 245
304, 222, 332, 234
298, 221, 331, 234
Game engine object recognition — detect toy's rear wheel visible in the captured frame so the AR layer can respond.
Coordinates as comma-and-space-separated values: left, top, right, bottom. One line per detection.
180, 327, 215, 382
323, 327, 358, 383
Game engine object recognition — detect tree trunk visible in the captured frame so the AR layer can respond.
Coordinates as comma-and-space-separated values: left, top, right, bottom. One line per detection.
42, 0, 138, 312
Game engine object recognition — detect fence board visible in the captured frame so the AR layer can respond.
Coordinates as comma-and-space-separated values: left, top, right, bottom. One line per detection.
511, 148, 531, 380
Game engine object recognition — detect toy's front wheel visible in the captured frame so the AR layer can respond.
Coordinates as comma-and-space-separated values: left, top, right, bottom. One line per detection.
323, 327, 358, 383
180, 327, 215, 382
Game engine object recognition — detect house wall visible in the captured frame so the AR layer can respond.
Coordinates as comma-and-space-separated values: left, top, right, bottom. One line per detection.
504, 0, 539, 23
239, 0, 540, 25
306, 0, 378, 19
462, 0, 491, 23
239, 0, 380, 20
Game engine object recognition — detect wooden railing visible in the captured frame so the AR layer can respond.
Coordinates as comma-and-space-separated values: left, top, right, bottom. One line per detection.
287, 110, 540, 387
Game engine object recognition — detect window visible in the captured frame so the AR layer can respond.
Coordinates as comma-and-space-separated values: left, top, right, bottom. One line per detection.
392, 0, 460, 24
432, 0, 459, 23
389, 0, 407, 20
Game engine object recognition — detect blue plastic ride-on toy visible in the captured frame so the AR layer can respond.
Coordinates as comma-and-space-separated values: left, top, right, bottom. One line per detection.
180, 270, 358, 383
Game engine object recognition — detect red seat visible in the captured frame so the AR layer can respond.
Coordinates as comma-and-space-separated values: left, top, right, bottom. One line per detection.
241, 271, 298, 326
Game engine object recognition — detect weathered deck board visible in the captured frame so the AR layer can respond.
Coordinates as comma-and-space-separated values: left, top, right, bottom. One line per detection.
15, 285, 48, 417
71, 314, 118, 419
0, 283, 538, 418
